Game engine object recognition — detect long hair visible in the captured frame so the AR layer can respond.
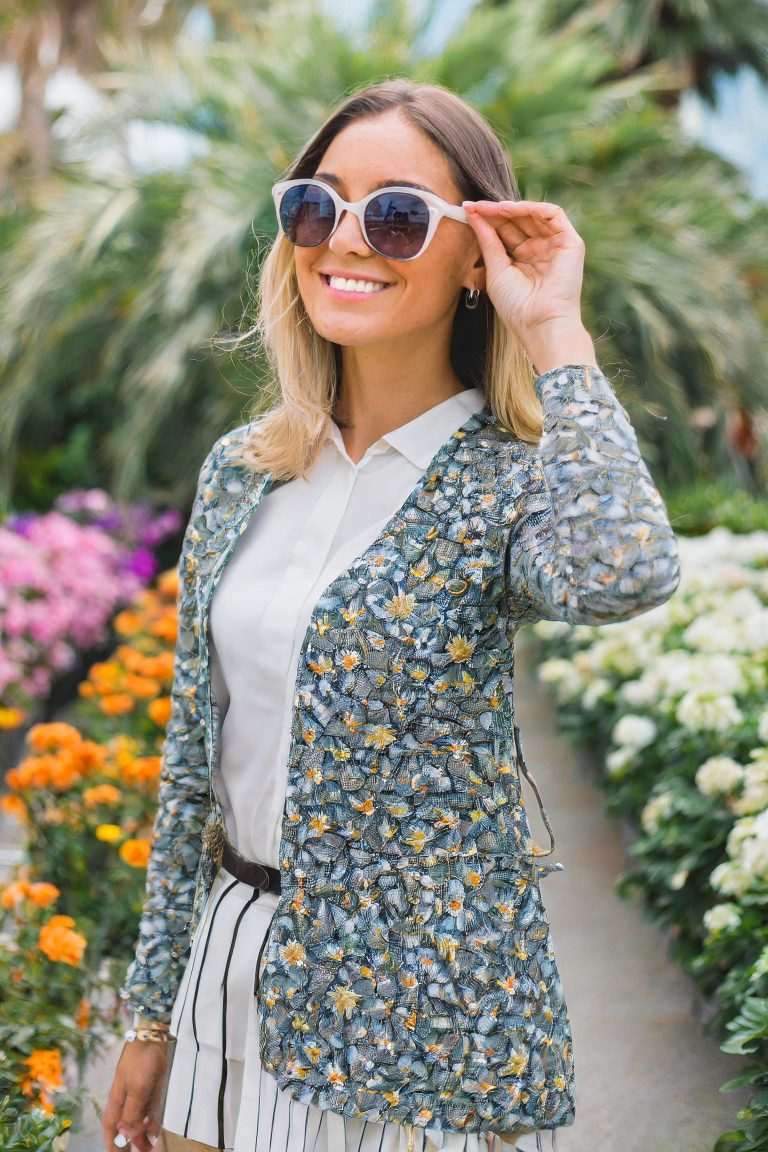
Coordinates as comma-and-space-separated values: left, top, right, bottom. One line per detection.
229, 78, 543, 481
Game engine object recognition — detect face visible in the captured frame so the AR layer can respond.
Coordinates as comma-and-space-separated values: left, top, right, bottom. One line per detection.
291, 110, 484, 352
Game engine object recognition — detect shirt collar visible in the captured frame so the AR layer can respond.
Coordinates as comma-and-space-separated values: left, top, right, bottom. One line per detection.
326, 387, 487, 470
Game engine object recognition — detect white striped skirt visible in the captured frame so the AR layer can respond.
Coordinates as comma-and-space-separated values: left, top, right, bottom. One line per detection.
162, 866, 556, 1152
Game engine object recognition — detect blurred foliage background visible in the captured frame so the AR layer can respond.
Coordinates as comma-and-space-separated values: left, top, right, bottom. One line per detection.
0, 0, 766, 517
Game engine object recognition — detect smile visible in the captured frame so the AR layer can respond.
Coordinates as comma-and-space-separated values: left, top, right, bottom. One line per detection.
321, 274, 393, 296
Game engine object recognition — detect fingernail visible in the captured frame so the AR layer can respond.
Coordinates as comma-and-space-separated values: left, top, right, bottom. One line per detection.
149, 1136, 159, 1147
114, 1135, 129, 1149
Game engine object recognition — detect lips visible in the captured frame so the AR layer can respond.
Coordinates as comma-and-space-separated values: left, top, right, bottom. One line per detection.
319, 271, 393, 285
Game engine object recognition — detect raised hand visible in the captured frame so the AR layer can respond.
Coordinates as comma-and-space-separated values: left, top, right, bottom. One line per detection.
462, 198, 588, 349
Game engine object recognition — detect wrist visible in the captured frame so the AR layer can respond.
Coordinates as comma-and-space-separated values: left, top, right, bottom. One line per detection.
132, 1011, 170, 1030
522, 319, 599, 376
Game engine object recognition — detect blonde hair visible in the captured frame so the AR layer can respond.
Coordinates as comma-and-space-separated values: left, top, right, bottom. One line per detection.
227, 78, 543, 482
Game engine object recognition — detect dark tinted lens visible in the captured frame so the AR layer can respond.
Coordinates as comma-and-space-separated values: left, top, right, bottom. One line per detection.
364, 191, 430, 259
279, 183, 336, 246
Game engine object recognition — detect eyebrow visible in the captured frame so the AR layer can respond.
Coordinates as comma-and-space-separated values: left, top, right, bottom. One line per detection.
313, 171, 437, 196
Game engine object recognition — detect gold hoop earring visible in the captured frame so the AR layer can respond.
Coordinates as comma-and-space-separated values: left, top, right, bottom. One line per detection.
465, 287, 481, 310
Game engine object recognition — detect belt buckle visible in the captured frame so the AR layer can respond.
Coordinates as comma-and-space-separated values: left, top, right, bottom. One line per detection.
252, 861, 271, 892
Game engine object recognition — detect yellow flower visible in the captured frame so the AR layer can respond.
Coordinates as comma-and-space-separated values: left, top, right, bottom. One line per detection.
0, 706, 27, 729
385, 592, 416, 620
95, 823, 123, 843
446, 635, 476, 662
280, 939, 307, 966
83, 784, 122, 808
364, 726, 396, 750
328, 986, 360, 1015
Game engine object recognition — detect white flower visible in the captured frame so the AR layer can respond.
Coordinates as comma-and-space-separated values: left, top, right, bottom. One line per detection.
619, 675, 663, 708
676, 691, 744, 733
640, 791, 675, 835
732, 760, 768, 816
694, 756, 745, 797
611, 714, 657, 750
758, 709, 768, 745
709, 861, 751, 897
536, 658, 584, 699
605, 746, 636, 777
703, 903, 742, 935
583, 677, 612, 709
669, 868, 689, 890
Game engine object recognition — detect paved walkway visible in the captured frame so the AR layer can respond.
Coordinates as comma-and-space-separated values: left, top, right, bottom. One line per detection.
3, 636, 752, 1150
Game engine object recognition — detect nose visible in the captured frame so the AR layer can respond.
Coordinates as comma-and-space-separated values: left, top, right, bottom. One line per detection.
328, 208, 371, 257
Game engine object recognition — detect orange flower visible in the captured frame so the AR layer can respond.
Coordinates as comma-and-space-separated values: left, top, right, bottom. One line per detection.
114, 610, 142, 636
143, 652, 174, 682
123, 674, 161, 698
156, 569, 178, 598
77, 740, 109, 773
124, 756, 162, 786
99, 693, 136, 716
38, 914, 87, 965
116, 645, 147, 672
83, 784, 122, 808
148, 697, 171, 726
28, 881, 60, 908
150, 613, 178, 644
7, 755, 57, 791
0, 793, 27, 822
89, 663, 120, 686
1, 880, 31, 910
119, 838, 152, 868
27, 722, 82, 752
75, 997, 91, 1030
21, 1047, 65, 1112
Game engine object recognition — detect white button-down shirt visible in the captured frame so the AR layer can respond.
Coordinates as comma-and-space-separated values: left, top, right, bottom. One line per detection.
209, 386, 487, 866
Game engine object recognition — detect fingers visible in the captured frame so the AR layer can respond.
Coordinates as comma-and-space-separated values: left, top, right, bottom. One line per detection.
119, 1091, 156, 1150
103, 1080, 127, 1150
463, 210, 518, 283
465, 199, 575, 240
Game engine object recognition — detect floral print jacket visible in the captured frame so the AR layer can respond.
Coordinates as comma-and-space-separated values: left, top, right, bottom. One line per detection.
120, 363, 681, 1139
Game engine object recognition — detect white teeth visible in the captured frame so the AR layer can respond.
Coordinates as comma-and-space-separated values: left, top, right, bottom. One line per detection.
327, 275, 388, 293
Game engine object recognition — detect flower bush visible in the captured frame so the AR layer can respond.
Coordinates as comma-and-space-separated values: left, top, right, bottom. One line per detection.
530, 525, 768, 1150
0, 491, 181, 729
0, 568, 180, 1132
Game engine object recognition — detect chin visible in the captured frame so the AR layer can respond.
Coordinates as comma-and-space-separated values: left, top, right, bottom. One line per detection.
309, 312, 394, 347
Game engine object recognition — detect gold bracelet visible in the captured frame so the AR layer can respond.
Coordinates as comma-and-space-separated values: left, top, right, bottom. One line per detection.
124, 1026, 175, 1043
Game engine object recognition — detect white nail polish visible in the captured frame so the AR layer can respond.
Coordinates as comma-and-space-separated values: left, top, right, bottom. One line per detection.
114, 1134, 129, 1148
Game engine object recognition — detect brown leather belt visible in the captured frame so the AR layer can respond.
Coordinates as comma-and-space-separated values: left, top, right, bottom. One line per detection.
221, 839, 282, 894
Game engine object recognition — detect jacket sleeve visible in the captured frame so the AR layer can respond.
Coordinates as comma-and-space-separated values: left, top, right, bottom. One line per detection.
119, 439, 220, 1022
506, 362, 681, 627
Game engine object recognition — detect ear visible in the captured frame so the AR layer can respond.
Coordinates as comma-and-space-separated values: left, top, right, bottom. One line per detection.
467, 251, 486, 293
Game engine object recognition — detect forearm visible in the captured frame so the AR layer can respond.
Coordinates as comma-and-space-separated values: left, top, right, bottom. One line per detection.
508, 360, 681, 626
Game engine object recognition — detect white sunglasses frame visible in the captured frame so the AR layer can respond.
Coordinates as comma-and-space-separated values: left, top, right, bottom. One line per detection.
271, 177, 471, 261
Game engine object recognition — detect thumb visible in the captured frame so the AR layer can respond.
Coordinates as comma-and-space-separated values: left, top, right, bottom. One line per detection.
463, 207, 512, 287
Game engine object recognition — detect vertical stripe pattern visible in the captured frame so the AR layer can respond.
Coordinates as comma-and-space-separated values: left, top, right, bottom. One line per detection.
163, 867, 557, 1151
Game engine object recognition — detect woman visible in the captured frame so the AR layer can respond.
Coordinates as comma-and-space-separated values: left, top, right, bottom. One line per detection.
103, 79, 680, 1152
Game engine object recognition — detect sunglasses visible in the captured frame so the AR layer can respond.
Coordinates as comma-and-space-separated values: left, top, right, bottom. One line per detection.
271, 178, 471, 261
